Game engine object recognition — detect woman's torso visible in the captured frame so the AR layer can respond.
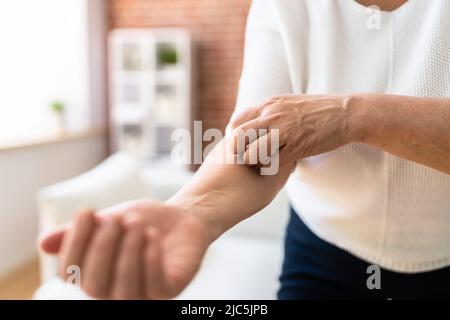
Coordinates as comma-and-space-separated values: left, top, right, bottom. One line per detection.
271, 0, 450, 272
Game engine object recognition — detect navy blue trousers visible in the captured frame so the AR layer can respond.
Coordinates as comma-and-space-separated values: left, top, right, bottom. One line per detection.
278, 207, 450, 300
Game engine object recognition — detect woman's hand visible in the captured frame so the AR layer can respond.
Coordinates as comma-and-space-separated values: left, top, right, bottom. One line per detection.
38, 137, 295, 301
39, 200, 212, 300
230, 94, 362, 166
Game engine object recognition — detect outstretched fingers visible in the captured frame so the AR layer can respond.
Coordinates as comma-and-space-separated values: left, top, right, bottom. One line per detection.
59, 209, 96, 282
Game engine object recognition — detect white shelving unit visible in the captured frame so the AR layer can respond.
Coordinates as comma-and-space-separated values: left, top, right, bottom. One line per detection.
109, 29, 196, 159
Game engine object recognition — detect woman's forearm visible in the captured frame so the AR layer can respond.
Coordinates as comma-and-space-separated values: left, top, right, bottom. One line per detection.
167, 138, 294, 241
165, 93, 450, 243
352, 94, 450, 174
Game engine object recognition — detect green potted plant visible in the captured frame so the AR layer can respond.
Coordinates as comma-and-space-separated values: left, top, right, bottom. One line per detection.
50, 100, 66, 133
157, 45, 178, 69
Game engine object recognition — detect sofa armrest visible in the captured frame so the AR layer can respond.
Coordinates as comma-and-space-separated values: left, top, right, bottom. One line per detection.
37, 152, 149, 230
37, 152, 149, 281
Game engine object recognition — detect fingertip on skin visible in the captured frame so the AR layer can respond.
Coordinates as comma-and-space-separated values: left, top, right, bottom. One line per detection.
230, 105, 262, 129
244, 144, 259, 167
231, 127, 249, 156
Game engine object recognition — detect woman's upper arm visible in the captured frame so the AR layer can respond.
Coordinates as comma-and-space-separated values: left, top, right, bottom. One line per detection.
230, 0, 293, 122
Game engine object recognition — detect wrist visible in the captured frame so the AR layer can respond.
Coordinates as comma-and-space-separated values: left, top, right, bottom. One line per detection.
344, 93, 375, 143
166, 193, 226, 243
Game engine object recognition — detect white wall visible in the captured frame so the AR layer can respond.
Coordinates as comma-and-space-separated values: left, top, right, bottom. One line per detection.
0, 134, 107, 277
0, 0, 91, 142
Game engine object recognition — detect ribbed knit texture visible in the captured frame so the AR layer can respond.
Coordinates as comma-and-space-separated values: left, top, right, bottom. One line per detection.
233, 0, 450, 272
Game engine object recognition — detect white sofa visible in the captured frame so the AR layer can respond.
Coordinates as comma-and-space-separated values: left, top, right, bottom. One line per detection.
34, 152, 289, 300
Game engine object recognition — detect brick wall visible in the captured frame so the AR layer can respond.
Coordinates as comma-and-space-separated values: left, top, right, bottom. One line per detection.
109, 0, 253, 131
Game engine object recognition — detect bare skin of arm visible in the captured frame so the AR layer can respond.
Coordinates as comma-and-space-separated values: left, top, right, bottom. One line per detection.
39, 138, 294, 300
38, 91, 450, 300
354, 94, 450, 174
167, 140, 294, 241
232, 93, 450, 175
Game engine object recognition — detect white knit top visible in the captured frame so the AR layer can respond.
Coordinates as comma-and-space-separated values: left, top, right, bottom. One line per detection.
233, 0, 450, 272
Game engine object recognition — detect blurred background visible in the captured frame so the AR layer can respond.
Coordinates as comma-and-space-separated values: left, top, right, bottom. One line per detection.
0, 0, 288, 300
